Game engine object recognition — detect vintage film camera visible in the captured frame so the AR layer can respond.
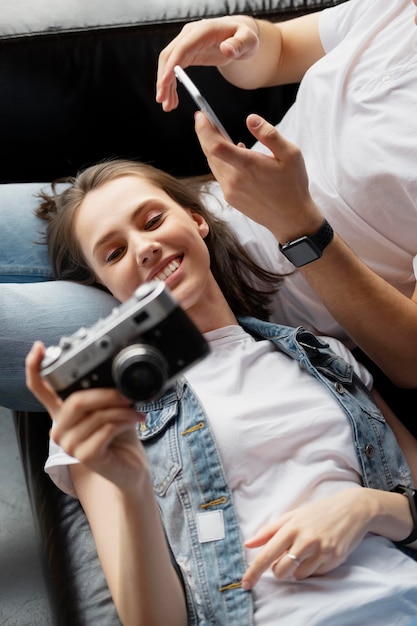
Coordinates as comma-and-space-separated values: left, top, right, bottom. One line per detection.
41, 281, 210, 404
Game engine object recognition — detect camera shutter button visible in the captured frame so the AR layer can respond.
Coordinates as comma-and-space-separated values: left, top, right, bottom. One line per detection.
96, 335, 113, 352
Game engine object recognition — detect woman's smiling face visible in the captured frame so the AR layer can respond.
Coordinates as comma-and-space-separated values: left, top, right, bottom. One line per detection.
74, 175, 215, 316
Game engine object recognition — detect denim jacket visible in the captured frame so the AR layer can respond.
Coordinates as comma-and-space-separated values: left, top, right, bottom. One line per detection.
137, 317, 414, 626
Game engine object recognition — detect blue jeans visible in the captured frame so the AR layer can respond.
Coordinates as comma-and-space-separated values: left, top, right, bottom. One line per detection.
0, 182, 117, 410
0, 183, 53, 283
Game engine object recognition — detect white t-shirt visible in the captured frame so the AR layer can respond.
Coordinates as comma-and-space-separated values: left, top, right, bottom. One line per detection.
206, 0, 417, 344
45, 326, 417, 624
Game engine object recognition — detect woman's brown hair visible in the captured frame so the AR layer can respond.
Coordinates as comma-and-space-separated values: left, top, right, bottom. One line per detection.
36, 159, 286, 320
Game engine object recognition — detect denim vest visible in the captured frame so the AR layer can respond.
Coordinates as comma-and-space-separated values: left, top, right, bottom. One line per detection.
137, 317, 414, 626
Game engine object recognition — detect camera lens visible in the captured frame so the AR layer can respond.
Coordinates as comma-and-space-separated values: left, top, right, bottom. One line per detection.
112, 344, 168, 403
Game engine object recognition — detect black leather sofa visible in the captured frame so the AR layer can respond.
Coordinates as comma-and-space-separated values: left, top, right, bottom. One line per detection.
1, 1, 348, 624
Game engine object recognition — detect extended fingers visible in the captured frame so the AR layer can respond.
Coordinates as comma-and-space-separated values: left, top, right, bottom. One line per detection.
246, 114, 299, 162
195, 109, 304, 176
242, 520, 290, 589
243, 541, 327, 589
242, 513, 333, 588
242, 543, 290, 589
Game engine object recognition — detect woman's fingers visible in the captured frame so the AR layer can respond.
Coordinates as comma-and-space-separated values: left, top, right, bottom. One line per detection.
55, 404, 139, 462
242, 491, 371, 589
243, 534, 331, 589
51, 387, 135, 438
25, 341, 63, 416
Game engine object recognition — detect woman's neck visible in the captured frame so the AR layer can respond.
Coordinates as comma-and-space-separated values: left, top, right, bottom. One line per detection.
188, 283, 238, 334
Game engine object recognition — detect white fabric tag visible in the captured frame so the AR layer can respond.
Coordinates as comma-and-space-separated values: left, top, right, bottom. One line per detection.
196, 510, 225, 543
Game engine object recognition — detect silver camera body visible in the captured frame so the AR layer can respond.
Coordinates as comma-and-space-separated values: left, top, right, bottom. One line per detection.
41, 281, 209, 404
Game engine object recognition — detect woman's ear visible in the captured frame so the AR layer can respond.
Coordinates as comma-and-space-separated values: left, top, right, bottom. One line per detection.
190, 211, 210, 239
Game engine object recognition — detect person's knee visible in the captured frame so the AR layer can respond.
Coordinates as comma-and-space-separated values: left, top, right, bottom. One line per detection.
0, 282, 117, 411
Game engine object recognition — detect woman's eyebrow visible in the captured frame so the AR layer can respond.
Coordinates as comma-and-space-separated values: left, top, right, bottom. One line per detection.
92, 229, 119, 257
92, 199, 159, 257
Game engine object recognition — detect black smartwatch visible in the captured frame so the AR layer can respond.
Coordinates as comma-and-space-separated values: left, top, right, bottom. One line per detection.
279, 219, 334, 267
391, 484, 417, 545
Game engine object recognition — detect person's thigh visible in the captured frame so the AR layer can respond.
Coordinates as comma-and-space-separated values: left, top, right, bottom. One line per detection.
0, 182, 53, 282
0, 282, 117, 411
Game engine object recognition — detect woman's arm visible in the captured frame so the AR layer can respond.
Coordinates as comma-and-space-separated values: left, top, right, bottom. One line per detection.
192, 112, 417, 388
25, 341, 187, 626
156, 13, 324, 111
71, 465, 187, 626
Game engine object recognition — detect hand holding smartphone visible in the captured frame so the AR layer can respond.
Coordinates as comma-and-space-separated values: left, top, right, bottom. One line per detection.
174, 65, 233, 143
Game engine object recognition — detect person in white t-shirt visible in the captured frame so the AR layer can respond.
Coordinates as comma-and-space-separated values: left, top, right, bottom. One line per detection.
25, 159, 417, 626
156, 0, 417, 433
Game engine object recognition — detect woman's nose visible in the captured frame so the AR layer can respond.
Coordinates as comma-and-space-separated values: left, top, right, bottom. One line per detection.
134, 238, 162, 266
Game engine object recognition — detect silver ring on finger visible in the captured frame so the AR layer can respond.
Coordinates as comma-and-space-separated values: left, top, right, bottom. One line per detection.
286, 552, 301, 567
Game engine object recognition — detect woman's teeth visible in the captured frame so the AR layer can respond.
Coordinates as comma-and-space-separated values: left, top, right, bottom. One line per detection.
155, 259, 180, 281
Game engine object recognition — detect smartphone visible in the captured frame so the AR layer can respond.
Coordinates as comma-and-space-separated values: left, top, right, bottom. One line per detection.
174, 65, 233, 142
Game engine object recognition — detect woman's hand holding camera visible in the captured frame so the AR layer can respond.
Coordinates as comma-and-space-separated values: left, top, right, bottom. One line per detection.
26, 341, 147, 492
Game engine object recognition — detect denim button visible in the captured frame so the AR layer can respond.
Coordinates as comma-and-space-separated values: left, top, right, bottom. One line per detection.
365, 444, 375, 459
335, 382, 345, 394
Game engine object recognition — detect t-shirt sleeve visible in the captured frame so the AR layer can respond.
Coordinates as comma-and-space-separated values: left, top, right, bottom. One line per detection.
44, 436, 80, 498
319, 0, 376, 53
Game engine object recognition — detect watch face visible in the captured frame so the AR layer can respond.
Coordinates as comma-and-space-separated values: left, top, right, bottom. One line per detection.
281, 238, 321, 267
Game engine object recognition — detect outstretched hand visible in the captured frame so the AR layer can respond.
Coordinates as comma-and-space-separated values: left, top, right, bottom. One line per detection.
194, 111, 324, 243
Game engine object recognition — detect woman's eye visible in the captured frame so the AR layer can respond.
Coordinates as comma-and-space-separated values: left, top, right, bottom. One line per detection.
144, 213, 163, 230
106, 247, 125, 263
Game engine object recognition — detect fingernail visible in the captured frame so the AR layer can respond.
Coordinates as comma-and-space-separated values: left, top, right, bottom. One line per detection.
241, 580, 252, 591
248, 114, 262, 128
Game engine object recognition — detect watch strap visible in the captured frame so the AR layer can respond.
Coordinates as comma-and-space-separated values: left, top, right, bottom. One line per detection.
279, 219, 334, 267
309, 219, 334, 251
391, 484, 417, 545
